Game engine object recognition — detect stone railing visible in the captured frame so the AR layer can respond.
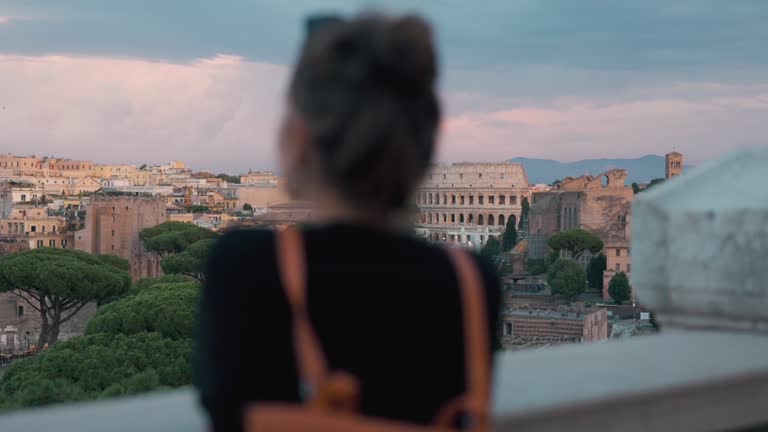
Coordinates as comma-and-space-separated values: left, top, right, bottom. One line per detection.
1, 147, 767, 431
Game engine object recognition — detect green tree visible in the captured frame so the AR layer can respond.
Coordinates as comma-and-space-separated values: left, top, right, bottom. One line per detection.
0, 333, 192, 410
0, 249, 131, 349
547, 258, 587, 301
548, 248, 561, 265
518, 196, 530, 230
242, 203, 253, 211
631, 182, 641, 194
501, 217, 517, 252
86, 281, 199, 340
215, 173, 240, 184
526, 258, 547, 275
643, 178, 665, 192
480, 237, 501, 259
160, 239, 215, 282
140, 221, 217, 258
186, 205, 210, 213
587, 253, 607, 291
608, 271, 631, 304
130, 274, 194, 296
547, 228, 604, 262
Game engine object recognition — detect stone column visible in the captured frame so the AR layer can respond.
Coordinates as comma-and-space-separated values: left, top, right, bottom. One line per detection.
633, 146, 768, 332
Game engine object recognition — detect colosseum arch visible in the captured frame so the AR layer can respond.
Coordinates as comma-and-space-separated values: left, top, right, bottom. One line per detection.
442, 213, 447, 223
429, 193, 433, 204
460, 214, 465, 223
478, 214, 484, 225
428, 213, 433, 224
498, 214, 505, 226
468, 214, 475, 224
488, 214, 495, 225
434, 213, 439, 224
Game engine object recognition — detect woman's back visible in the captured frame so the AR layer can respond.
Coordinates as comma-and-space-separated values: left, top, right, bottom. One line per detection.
197, 223, 500, 430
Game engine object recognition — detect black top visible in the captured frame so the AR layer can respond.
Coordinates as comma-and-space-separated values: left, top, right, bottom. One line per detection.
195, 223, 501, 431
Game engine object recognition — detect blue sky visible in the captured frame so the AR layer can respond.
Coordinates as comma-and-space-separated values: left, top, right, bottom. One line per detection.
1, 0, 767, 172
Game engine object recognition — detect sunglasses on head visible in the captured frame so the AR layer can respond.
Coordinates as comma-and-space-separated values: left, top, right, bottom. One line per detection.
306, 14, 345, 35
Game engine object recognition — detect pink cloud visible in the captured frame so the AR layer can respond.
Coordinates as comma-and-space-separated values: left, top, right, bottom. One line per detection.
1, 52, 766, 172
0, 16, 9, 24
0, 53, 289, 172
440, 84, 768, 164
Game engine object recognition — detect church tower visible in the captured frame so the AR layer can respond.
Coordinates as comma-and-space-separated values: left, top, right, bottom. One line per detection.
665, 152, 683, 179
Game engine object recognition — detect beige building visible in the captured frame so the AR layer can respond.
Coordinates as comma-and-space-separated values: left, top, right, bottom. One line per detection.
602, 239, 632, 300
239, 170, 279, 185
415, 162, 531, 249
235, 185, 290, 210
0, 206, 72, 250
75, 196, 166, 280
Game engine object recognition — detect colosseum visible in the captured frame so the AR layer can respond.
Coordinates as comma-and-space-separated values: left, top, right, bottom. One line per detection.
415, 162, 531, 250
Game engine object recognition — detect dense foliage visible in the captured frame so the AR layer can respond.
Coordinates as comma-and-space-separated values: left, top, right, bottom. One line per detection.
547, 228, 604, 262
547, 258, 587, 301
501, 217, 517, 252
86, 282, 199, 339
526, 258, 548, 275
140, 221, 217, 258
160, 239, 215, 282
608, 271, 631, 304
242, 203, 253, 211
215, 173, 240, 184
480, 237, 501, 259
518, 196, 530, 230
587, 253, 607, 291
0, 333, 192, 410
0, 249, 131, 349
0, 276, 199, 411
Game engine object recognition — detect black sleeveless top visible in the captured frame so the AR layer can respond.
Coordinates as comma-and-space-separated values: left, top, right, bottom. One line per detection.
194, 223, 501, 431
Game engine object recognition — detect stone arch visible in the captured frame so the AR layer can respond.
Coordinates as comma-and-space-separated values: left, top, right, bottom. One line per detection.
429, 193, 433, 204
442, 213, 447, 223
488, 214, 495, 226
429, 213, 433, 224
499, 214, 505, 226
468, 213, 475, 224
478, 214, 484, 225
460, 214, 465, 223
600, 175, 609, 187
451, 213, 456, 223
435, 213, 440, 224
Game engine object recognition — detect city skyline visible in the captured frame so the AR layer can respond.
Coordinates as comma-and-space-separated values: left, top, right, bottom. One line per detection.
2, 1, 767, 172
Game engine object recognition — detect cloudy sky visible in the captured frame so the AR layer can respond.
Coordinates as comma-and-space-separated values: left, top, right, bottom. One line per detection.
1, 0, 767, 173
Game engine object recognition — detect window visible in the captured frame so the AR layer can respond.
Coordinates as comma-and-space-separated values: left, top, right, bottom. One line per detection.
31, 225, 36, 232
504, 322, 512, 336
37, 240, 44, 248
469, 195, 474, 205
499, 195, 506, 205
451, 195, 456, 205
460, 195, 465, 205
615, 263, 621, 272
460, 214, 465, 224
49, 239, 56, 247
443, 174, 446, 180
479, 195, 484, 205
62, 239, 68, 248
627, 264, 632, 273
479, 173, 482, 179
21, 194, 26, 201
616, 248, 621, 257
489, 195, 495, 204
460, 174, 463, 179
17, 305, 24, 317
451, 214, 456, 223
511, 195, 517, 205
112, 230, 116, 237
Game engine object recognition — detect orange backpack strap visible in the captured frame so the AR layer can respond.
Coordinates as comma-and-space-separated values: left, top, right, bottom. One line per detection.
434, 248, 491, 430
276, 226, 329, 401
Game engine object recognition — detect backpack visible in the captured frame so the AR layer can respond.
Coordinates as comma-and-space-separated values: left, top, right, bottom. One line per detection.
245, 226, 491, 432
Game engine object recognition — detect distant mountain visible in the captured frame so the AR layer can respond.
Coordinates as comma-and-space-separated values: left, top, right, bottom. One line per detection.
508, 155, 693, 185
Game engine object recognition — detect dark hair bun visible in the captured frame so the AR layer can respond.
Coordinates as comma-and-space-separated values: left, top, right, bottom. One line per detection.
290, 12, 440, 214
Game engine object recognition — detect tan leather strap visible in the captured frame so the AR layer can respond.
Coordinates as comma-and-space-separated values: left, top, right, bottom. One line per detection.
434, 248, 491, 429
276, 226, 328, 400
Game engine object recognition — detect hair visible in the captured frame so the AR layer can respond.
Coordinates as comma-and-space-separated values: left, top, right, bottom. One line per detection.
289, 13, 439, 215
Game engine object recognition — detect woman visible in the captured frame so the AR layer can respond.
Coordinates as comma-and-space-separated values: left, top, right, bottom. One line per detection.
195, 13, 501, 431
